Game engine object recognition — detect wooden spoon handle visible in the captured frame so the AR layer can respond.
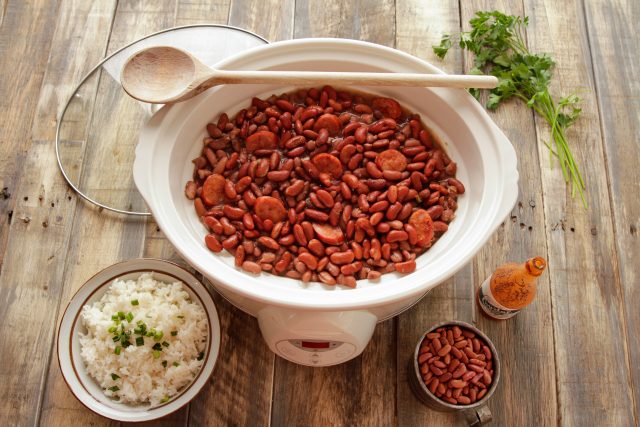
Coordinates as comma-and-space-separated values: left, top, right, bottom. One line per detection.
212, 70, 498, 89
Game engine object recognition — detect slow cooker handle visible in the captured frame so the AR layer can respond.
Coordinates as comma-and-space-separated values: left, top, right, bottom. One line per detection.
490, 123, 520, 230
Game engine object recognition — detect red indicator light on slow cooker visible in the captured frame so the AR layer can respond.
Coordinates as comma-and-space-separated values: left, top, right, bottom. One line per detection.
301, 341, 330, 349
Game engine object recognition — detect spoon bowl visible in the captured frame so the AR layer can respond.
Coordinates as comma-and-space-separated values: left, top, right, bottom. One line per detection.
121, 47, 199, 102
121, 46, 499, 104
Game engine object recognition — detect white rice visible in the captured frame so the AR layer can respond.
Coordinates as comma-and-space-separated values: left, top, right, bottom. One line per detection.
79, 273, 208, 406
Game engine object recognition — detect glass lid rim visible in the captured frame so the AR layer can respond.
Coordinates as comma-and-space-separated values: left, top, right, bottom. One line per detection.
55, 23, 269, 216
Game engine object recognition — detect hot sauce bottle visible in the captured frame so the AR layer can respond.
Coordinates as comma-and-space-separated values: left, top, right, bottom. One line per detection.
477, 257, 547, 320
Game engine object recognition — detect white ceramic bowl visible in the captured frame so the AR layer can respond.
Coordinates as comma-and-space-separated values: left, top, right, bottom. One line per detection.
57, 258, 220, 422
133, 38, 518, 311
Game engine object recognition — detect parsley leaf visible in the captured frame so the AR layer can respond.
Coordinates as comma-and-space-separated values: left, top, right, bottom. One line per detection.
433, 10, 586, 206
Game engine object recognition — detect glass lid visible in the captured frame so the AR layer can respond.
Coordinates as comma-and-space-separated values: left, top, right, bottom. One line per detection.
56, 25, 268, 216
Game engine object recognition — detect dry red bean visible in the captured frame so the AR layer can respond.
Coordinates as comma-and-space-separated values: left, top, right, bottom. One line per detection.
298, 252, 318, 270
419, 325, 494, 406
258, 236, 280, 250
329, 251, 355, 265
387, 230, 409, 242
394, 260, 416, 273
205, 234, 222, 253
241, 261, 262, 274
316, 189, 334, 207
318, 271, 337, 285
191, 88, 463, 284
223, 205, 245, 220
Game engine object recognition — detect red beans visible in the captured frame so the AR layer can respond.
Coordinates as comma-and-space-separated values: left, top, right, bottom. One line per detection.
188, 87, 463, 286
418, 325, 495, 406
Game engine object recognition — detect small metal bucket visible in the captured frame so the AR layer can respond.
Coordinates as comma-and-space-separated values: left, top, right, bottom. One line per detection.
407, 320, 501, 426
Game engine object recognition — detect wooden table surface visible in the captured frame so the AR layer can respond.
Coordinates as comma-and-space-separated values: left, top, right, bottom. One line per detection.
1, 0, 638, 426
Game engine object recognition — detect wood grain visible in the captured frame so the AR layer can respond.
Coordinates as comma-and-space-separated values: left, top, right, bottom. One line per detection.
228, 0, 294, 42
584, 0, 640, 419
0, 1, 115, 426
458, 2, 559, 426
524, 0, 636, 425
0, 1, 638, 426
0, 0, 58, 266
39, 1, 177, 426
175, 0, 230, 24
394, 2, 471, 426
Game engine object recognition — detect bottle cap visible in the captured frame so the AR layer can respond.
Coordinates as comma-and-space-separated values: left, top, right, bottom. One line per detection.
526, 257, 546, 276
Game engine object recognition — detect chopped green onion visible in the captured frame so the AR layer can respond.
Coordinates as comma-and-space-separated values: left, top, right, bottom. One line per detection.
111, 314, 119, 321
108, 326, 117, 333
162, 341, 169, 348
136, 337, 144, 346
111, 373, 120, 381
162, 360, 168, 368
125, 312, 134, 323
173, 362, 180, 367
108, 386, 120, 392
131, 299, 139, 306
160, 395, 170, 403
170, 331, 178, 336
122, 340, 131, 348
153, 330, 164, 341
117, 311, 125, 320
112, 335, 120, 342
152, 350, 161, 359
114, 346, 122, 355
137, 320, 144, 325
197, 351, 204, 361
152, 343, 162, 351
177, 315, 184, 319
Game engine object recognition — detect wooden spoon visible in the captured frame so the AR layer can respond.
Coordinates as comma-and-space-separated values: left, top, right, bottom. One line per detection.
121, 46, 498, 104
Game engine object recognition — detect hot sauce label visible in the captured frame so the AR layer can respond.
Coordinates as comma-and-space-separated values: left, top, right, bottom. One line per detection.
478, 276, 520, 319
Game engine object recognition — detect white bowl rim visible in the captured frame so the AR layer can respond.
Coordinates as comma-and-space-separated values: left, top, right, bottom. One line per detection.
134, 38, 519, 311
57, 258, 221, 422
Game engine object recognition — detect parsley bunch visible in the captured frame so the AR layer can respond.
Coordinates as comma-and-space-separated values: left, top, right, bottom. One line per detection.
434, 11, 585, 206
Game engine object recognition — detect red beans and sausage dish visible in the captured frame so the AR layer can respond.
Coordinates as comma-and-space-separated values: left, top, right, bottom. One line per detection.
184, 86, 464, 287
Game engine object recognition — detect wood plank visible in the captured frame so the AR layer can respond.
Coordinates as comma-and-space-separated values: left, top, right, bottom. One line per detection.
584, 0, 640, 419
523, 0, 636, 425
0, 1, 117, 426
459, 2, 558, 426
267, 2, 396, 426
394, 3, 468, 426
293, 0, 395, 44
0, 0, 58, 267
396, 1, 558, 425
38, 2, 178, 426
187, 2, 289, 425
175, 0, 230, 24
228, 0, 294, 42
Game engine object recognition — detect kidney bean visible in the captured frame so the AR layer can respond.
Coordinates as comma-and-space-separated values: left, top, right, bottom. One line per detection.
298, 252, 318, 270
306, 239, 323, 257
394, 260, 416, 273
329, 251, 355, 265
191, 88, 464, 284
387, 230, 409, 242
241, 261, 262, 274
316, 189, 334, 208
318, 271, 336, 285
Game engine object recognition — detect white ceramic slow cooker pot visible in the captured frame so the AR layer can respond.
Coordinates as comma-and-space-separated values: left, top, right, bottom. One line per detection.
133, 38, 518, 366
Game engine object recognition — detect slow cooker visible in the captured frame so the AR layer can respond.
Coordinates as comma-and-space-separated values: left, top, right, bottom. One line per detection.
132, 38, 518, 366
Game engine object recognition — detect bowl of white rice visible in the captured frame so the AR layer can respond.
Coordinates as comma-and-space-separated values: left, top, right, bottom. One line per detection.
57, 258, 220, 422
